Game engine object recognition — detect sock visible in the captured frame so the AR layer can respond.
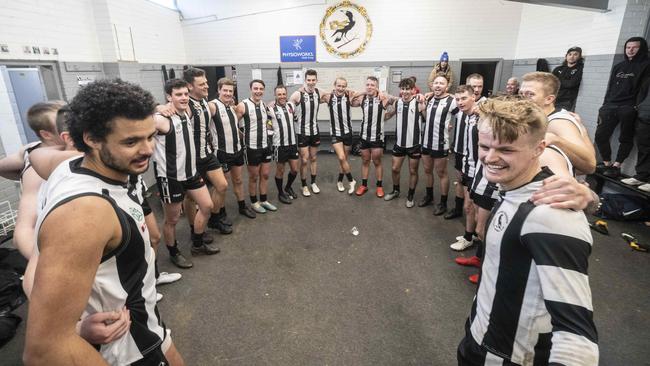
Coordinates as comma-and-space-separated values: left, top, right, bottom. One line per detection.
250, 195, 258, 204
346, 172, 354, 182
191, 231, 203, 247
440, 195, 448, 206
311, 174, 317, 184
189, 224, 194, 234
475, 240, 484, 259
167, 241, 180, 256
301, 179, 307, 187
393, 184, 400, 192
426, 186, 433, 198
455, 196, 464, 211
238, 200, 246, 210
376, 180, 383, 187
209, 213, 220, 223
407, 188, 415, 200
260, 194, 267, 202
463, 231, 473, 242
287, 172, 297, 189
338, 173, 344, 182
362, 179, 368, 187
275, 177, 283, 193
219, 206, 226, 216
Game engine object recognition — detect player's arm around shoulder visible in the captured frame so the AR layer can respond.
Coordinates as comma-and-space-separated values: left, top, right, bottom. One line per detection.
289, 90, 301, 105
24, 196, 121, 365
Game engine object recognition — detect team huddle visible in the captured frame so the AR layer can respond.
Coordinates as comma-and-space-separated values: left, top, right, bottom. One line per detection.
0, 65, 601, 365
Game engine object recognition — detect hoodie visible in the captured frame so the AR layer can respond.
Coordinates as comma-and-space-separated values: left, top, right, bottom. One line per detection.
603, 37, 650, 105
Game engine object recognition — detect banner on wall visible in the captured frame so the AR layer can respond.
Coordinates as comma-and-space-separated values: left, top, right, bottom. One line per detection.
280, 36, 316, 62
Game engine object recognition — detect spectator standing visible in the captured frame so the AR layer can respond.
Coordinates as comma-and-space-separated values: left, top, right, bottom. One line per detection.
553, 46, 584, 111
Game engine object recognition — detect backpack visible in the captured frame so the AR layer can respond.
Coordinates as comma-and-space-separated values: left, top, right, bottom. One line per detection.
595, 193, 650, 221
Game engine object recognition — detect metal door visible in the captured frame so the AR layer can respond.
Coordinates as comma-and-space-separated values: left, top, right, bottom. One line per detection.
8, 68, 47, 143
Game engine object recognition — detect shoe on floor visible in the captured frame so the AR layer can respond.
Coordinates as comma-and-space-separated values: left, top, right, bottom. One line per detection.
337, 181, 345, 192
169, 252, 193, 269
469, 273, 479, 284
278, 193, 292, 204
355, 185, 368, 196
156, 293, 163, 302
348, 180, 356, 195
450, 237, 474, 251
622, 177, 645, 186
639, 183, 650, 193
433, 203, 447, 216
260, 201, 277, 211
418, 196, 433, 207
444, 209, 463, 220
406, 199, 414, 208
311, 182, 321, 194
376, 187, 385, 198
239, 205, 257, 219
603, 166, 621, 178
251, 202, 267, 214
595, 162, 609, 173
302, 185, 311, 197
455, 256, 481, 268
207, 220, 232, 235
157, 272, 182, 285
191, 242, 221, 255
384, 190, 400, 201
219, 214, 233, 226
285, 187, 298, 200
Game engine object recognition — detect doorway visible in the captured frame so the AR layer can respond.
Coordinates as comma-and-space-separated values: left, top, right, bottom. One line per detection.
195, 66, 226, 101
459, 61, 500, 97
7, 68, 48, 143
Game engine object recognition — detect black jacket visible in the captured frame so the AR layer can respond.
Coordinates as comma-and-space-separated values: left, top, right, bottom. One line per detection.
553, 63, 583, 104
604, 37, 650, 106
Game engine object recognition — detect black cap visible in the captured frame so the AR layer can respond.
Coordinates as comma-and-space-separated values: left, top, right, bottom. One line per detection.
567, 46, 582, 55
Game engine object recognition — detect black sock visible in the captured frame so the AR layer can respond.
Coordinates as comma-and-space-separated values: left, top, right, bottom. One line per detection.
189, 224, 194, 234
301, 179, 307, 187
238, 200, 246, 210
250, 195, 258, 204
475, 240, 484, 259
426, 186, 433, 198
260, 194, 267, 202
455, 196, 464, 211
407, 188, 415, 200
287, 172, 297, 189
167, 241, 180, 256
219, 206, 226, 215
275, 177, 283, 193
440, 195, 448, 206
346, 172, 354, 182
209, 213, 220, 223
311, 174, 317, 184
338, 173, 344, 182
463, 231, 473, 242
191, 231, 203, 247
376, 180, 383, 187
155, 260, 160, 279
393, 184, 400, 192
362, 179, 368, 187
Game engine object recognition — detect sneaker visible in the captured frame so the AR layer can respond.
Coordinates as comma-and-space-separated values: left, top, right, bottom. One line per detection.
156, 293, 163, 302
337, 181, 345, 192
450, 237, 474, 251
384, 190, 400, 201
156, 272, 182, 285
302, 185, 311, 197
418, 196, 433, 207
251, 202, 267, 214
603, 166, 621, 178
405, 199, 414, 208
348, 180, 356, 195
285, 187, 298, 200
639, 183, 650, 193
200, 232, 215, 243
433, 203, 447, 216
595, 162, 609, 173
376, 187, 385, 198
207, 220, 232, 235
468, 273, 479, 284
170, 252, 193, 269
260, 201, 277, 211
455, 256, 481, 268
444, 209, 463, 220
239, 205, 257, 219
191, 242, 221, 255
355, 185, 368, 196
278, 193, 292, 204
219, 214, 233, 226
622, 177, 645, 186
311, 183, 321, 194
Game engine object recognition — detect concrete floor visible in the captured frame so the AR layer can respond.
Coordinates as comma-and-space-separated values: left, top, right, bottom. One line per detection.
2, 151, 650, 365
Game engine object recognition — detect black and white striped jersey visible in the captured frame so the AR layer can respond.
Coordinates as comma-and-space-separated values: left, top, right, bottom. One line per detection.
153, 111, 197, 181
470, 163, 499, 200
423, 95, 458, 151
297, 89, 320, 136
240, 98, 269, 149
188, 96, 214, 159
394, 97, 422, 148
548, 107, 582, 133
35, 157, 166, 365
361, 95, 386, 142
468, 167, 598, 365
452, 112, 469, 154
210, 98, 242, 154
462, 113, 480, 178
328, 92, 352, 137
476, 95, 487, 105
19, 141, 42, 181
270, 102, 297, 147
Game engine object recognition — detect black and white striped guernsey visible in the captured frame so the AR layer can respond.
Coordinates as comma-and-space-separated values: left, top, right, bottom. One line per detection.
470, 163, 499, 200
152, 111, 197, 181
453, 112, 468, 154
210, 98, 242, 154
241, 98, 269, 149
35, 157, 166, 365
423, 95, 458, 151
462, 113, 480, 178
328, 92, 352, 137
394, 97, 422, 148
270, 102, 297, 147
361, 94, 386, 143
188, 97, 214, 159
548, 107, 581, 132
297, 89, 320, 136
20, 141, 42, 181
467, 167, 598, 365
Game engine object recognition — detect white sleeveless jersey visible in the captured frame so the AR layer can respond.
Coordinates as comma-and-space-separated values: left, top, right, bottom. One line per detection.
394, 97, 422, 148
423, 95, 458, 151
153, 111, 197, 181
270, 102, 297, 147
328, 92, 352, 137
297, 89, 320, 136
241, 99, 269, 149
210, 98, 242, 154
34, 157, 165, 365
548, 107, 582, 135
361, 95, 386, 142
188, 97, 214, 159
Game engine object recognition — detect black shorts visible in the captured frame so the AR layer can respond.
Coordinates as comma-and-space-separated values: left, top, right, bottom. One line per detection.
421, 147, 449, 158
245, 147, 272, 166
454, 152, 464, 171
216, 150, 245, 173
156, 175, 205, 204
360, 139, 385, 150
196, 154, 221, 175
332, 133, 354, 146
470, 191, 497, 210
297, 134, 321, 148
131, 346, 170, 366
392, 145, 421, 159
457, 333, 509, 366
141, 198, 152, 216
461, 173, 474, 188
274, 145, 299, 163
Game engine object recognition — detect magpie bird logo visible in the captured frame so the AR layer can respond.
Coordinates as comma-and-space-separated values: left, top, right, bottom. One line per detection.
493, 211, 509, 232
320, 1, 372, 59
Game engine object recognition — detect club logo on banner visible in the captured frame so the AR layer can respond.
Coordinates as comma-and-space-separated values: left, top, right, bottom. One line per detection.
280, 36, 316, 62
319, 1, 372, 59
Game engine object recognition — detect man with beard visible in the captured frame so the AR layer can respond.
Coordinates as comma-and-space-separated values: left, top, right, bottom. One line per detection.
552, 46, 584, 111
268, 85, 300, 203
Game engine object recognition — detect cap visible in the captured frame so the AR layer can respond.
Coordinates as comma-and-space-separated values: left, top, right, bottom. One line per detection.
440, 51, 449, 62
567, 46, 582, 55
